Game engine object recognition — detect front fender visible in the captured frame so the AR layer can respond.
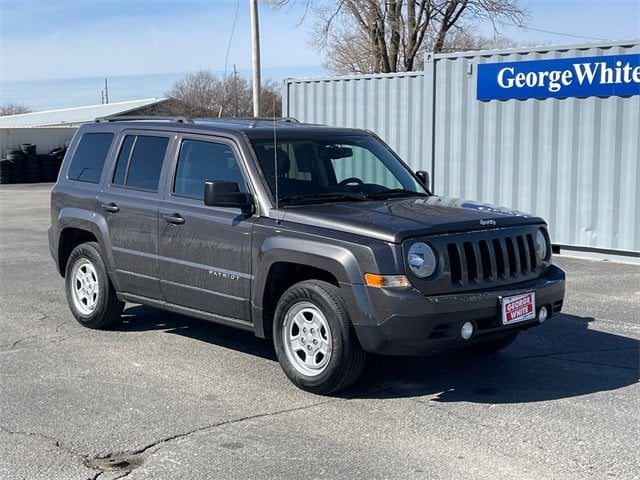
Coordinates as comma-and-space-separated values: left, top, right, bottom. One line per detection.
258, 235, 365, 285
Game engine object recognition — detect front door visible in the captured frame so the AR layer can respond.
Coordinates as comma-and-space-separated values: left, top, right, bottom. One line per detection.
157, 136, 254, 322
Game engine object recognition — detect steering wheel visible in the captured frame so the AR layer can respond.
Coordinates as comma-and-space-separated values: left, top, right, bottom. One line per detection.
338, 177, 364, 187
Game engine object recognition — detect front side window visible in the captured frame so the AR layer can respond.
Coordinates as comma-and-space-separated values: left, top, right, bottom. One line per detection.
111, 135, 169, 191
173, 139, 246, 200
68, 132, 114, 183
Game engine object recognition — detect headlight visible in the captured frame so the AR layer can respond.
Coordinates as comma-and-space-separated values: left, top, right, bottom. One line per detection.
535, 228, 550, 261
407, 242, 437, 278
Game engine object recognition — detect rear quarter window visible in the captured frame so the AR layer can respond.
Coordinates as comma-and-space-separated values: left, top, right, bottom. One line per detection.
67, 132, 114, 183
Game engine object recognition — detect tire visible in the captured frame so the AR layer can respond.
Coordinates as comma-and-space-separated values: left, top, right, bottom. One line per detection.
64, 242, 123, 329
467, 331, 519, 355
273, 280, 366, 394
6, 150, 25, 183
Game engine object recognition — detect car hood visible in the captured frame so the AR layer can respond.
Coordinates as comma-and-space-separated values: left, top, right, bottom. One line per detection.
274, 196, 545, 243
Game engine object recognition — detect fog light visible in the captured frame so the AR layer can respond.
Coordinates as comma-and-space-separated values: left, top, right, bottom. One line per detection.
461, 321, 474, 340
538, 306, 548, 323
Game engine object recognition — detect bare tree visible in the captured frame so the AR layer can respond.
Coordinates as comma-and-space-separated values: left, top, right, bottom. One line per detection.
165, 70, 282, 117
263, 0, 528, 74
0, 102, 32, 116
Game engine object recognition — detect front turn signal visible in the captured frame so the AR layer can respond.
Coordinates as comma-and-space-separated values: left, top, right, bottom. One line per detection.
364, 274, 410, 288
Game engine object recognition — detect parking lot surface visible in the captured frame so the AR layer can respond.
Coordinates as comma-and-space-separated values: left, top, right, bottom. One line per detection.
0, 184, 638, 480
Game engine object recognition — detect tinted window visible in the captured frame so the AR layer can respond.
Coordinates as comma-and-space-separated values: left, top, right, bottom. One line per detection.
68, 133, 114, 183
112, 135, 169, 191
173, 140, 246, 200
250, 136, 423, 201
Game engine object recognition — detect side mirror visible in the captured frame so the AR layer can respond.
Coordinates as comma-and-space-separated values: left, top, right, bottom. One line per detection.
415, 170, 430, 191
204, 181, 254, 214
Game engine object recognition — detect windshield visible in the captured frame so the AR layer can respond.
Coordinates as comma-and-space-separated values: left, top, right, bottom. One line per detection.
250, 134, 427, 206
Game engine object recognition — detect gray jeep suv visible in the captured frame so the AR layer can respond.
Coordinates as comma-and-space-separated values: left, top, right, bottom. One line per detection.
48, 117, 565, 394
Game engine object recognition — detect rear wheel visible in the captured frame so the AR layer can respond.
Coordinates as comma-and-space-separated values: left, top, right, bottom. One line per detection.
65, 242, 123, 329
273, 280, 366, 394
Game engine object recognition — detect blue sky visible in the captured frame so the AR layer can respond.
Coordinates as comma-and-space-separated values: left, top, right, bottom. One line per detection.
0, 0, 323, 82
0, 0, 638, 110
1, 0, 638, 82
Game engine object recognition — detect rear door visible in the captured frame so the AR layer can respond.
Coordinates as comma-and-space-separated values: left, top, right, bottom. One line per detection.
97, 130, 174, 300
157, 135, 255, 323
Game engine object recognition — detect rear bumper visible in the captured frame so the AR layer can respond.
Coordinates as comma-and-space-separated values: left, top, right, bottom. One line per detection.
346, 264, 565, 355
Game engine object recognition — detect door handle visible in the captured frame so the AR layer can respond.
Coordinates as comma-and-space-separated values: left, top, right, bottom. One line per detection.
162, 213, 185, 225
100, 202, 120, 213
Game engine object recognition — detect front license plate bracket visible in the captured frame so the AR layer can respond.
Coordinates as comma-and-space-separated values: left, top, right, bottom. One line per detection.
500, 292, 536, 325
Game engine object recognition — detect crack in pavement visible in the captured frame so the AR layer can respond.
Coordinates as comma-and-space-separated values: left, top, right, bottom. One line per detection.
10, 336, 38, 350
0, 326, 98, 353
84, 397, 344, 469
56, 320, 72, 332
0, 334, 63, 353
499, 346, 639, 370
545, 354, 638, 371
0, 424, 79, 458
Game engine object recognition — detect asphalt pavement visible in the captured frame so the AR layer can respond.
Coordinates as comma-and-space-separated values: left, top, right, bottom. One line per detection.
0, 183, 638, 480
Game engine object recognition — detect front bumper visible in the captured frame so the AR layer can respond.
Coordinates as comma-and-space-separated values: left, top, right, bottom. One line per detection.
346, 264, 565, 355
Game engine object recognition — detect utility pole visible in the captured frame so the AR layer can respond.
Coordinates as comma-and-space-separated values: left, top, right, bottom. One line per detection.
101, 78, 109, 104
233, 65, 239, 117
249, 0, 261, 117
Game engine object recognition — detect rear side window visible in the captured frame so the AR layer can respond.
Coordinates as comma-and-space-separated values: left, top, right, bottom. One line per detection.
173, 139, 246, 200
112, 135, 169, 191
68, 132, 114, 183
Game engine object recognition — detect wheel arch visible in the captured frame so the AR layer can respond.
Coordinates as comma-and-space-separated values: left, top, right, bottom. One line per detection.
57, 227, 99, 277
253, 238, 365, 339
54, 209, 114, 278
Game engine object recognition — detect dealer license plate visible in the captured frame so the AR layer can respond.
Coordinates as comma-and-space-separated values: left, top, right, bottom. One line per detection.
501, 292, 536, 325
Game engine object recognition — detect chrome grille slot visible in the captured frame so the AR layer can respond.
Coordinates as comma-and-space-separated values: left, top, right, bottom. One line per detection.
479, 240, 493, 282
447, 243, 463, 286
492, 238, 506, 280
517, 235, 529, 274
505, 237, 518, 278
463, 241, 478, 285
526, 234, 537, 272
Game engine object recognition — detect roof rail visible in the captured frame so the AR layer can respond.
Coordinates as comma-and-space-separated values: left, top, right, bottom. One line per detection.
193, 116, 299, 123
95, 115, 193, 123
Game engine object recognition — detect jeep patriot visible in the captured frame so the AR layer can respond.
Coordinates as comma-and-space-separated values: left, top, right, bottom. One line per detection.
48, 117, 565, 394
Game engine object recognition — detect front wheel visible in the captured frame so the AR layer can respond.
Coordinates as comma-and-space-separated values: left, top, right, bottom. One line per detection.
273, 280, 366, 394
65, 242, 124, 329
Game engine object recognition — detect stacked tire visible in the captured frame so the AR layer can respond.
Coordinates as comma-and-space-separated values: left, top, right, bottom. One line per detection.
0, 158, 11, 184
39, 154, 58, 182
21, 143, 40, 183
0, 144, 66, 184
6, 149, 25, 184
50, 147, 67, 179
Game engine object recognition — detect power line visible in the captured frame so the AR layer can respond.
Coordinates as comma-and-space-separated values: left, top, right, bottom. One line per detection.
486, 17, 609, 42
224, 0, 241, 79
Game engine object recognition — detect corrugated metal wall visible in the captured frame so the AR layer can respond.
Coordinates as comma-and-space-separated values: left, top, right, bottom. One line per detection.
284, 71, 428, 169
431, 42, 639, 254
1, 127, 76, 156
284, 41, 640, 255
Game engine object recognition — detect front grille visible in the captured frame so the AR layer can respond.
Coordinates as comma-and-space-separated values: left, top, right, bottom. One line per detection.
447, 232, 539, 288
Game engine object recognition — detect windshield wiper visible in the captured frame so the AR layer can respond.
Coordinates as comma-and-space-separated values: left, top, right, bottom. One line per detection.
365, 189, 428, 199
279, 192, 367, 206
